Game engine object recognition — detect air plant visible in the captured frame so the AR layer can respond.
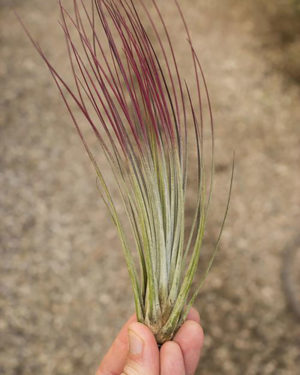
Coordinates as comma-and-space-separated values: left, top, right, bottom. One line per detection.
21, 0, 233, 344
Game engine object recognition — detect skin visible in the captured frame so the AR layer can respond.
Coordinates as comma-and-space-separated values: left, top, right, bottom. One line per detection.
96, 308, 204, 375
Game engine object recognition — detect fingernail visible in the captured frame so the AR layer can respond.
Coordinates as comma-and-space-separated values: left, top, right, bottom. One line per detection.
128, 329, 144, 356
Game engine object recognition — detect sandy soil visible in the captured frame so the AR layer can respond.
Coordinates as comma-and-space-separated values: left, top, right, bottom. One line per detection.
1, 1, 300, 374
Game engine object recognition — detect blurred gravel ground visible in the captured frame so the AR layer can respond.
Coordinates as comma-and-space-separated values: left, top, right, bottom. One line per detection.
1, 1, 300, 374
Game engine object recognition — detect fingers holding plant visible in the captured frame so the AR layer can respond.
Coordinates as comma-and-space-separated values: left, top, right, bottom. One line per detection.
97, 308, 203, 375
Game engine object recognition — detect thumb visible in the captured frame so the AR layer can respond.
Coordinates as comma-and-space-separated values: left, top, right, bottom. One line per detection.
121, 322, 159, 375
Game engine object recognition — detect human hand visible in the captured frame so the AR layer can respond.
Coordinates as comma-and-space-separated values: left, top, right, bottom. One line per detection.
96, 308, 204, 375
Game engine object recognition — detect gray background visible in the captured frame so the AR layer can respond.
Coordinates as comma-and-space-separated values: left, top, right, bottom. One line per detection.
1, 1, 300, 374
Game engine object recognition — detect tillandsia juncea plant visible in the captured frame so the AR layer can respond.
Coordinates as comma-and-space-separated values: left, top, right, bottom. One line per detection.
21, 0, 233, 344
